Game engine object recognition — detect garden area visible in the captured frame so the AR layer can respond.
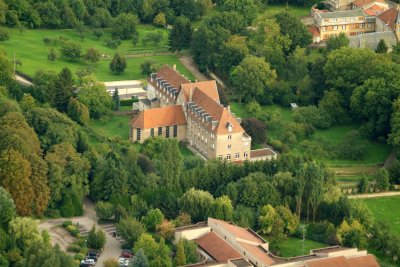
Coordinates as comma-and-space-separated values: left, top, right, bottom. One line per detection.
0, 26, 194, 81
278, 237, 326, 257
230, 101, 391, 188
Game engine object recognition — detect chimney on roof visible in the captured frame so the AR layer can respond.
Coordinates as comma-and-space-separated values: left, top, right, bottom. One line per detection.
173, 64, 176, 70
189, 87, 193, 102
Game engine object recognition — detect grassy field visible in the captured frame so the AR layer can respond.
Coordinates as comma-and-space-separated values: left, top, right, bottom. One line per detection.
278, 237, 326, 257
1, 26, 194, 81
363, 196, 400, 236
91, 114, 131, 139
262, 4, 311, 17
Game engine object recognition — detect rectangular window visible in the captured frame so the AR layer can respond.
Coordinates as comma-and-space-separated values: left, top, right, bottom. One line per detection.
136, 128, 141, 141
173, 125, 177, 137
235, 153, 239, 159
227, 154, 231, 160
342, 25, 346, 30
360, 23, 365, 28
211, 144, 215, 150
244, 152, 248, 158
158, 127, 162, 136
333, 25, 338, 30
218, 155, 223, 160
322, 26, 327, 32
228, 144, 231, 150
228, 135, 232, 140
166, 126, 170, 138
368, 23, 372, 28
150, 128, 154, 137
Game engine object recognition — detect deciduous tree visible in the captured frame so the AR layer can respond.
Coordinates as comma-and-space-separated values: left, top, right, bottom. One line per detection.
230, 56, 277, 103
112, 13, 139, 40
169, 16, 192, 52
116, 217, 146, 246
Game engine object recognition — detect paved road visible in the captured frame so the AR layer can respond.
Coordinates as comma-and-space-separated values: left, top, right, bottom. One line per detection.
39, 198, 122, 267
348, 191, 400, 199
179, 56, 208, 82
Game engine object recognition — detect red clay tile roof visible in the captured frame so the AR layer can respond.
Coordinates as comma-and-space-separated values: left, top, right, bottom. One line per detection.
352, 0, 384, 7
208, 218, 265, 244
190, 90, 244, 135
346, 254, 380, 267
364, 4, 386, 16
151, 65, 190, 90
180, 81, 220, 103
305, 255, 380, 267
378, 8, 399, 30
130, 105, 186, 129
308, 26, 320, 37
195, 232, 242, 263
250, 148, 276, 158
305, 256, 349, 267
237, 242, 275, 265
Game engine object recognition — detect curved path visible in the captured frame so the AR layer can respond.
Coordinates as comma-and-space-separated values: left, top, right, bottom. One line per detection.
348, 191, 400, 199
39, 198, 121, 266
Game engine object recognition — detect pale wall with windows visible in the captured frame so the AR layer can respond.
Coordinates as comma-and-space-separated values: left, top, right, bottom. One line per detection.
215, 133, 251, 162
130, 125, 187, 143
320, 22, 375, 40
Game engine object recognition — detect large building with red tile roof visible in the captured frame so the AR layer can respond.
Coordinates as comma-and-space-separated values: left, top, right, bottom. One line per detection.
174, 218, 380, 267
129, 65, 275, 162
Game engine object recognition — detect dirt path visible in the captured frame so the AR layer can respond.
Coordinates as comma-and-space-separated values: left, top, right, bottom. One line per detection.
179, 56, 208, 81
348, 191, 400, 199
39, 198, 122, 267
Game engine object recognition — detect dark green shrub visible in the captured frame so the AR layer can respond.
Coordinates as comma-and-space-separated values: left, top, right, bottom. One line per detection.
62, 221, 73, 228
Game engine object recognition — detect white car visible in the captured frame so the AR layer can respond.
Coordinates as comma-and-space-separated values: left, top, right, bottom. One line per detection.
117, 257, 130, 267
81, 259, 95, 266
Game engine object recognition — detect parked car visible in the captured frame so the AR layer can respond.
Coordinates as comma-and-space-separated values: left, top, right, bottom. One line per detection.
79, 263, 91, 267
80, 259, 95, 266
120, 250, 133, 259
88, 250, 100, 258
86, 255, 97, 262
117, 257, 130, 267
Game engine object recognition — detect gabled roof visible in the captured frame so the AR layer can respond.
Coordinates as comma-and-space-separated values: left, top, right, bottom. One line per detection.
346, 254, 380, 267
152, 65, 190, 90
180, 81, 220, 103
377, 7, 399, 30
191, 90, 244, 135
195, 232, 241, 263
237, 242, 275, 265
352, 0, 384, 7
208, 218, 265, 244
130, 105, 186, 129
364, 4, 386, 16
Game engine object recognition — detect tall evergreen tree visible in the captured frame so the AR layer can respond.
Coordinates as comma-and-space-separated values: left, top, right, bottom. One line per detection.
112, 88, 120, 111
175, 239, 186, 266
376, 39, 388, 54
109, 53, 127, 74
54, 68, 74, 112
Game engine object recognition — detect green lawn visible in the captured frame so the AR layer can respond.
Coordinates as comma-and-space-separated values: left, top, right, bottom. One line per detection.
363, 196, 400, 236
278, 237, 327, 257
262, 4, 311, 17
1, 27, 194, 81
91, 114, 131, 139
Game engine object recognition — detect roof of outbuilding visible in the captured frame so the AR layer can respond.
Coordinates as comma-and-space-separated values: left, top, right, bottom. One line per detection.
352, 0, 384, 7
304, 254, 380, 267
238, 242, 275, 265
130, 105, 186, 129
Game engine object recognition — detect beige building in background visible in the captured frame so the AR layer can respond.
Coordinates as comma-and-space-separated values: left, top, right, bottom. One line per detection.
314, 9, 375, 40
129, 65, 275, 162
